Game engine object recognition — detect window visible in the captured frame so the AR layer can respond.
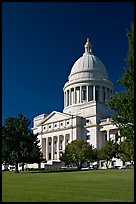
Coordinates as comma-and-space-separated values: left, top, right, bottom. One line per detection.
54, 124, 57, 127
49, 153, 51, 160
86, 135, 90, 140
66, 121, 69, 125
49, 142, 51, 146
61, 122, 63, 126
49, 125, 51, 128
44, 127, 46, 129
59, 141, 62, 150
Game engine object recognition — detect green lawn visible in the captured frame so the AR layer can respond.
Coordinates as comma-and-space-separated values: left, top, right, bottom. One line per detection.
2, 169, 134, 202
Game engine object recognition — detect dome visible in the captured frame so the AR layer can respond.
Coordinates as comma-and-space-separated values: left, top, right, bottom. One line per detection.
68, 38, 109, 82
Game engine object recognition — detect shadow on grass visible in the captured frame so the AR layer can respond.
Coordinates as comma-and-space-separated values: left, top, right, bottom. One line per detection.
26, 168, 81, 173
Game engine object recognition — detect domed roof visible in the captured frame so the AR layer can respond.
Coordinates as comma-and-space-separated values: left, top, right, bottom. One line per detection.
68, 38, 109, 82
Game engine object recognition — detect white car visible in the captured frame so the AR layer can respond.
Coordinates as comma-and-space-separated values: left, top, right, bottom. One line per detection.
81, 166, 93, 170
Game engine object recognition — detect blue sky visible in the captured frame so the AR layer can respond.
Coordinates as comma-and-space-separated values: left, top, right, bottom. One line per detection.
2, 2, 134, 128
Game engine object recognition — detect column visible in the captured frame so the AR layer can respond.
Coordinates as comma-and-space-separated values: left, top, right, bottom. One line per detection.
100, 86, 102, 102
74, 87, 76, 104
46, 137, 48, 161
51, 137, 54, 160
64, 92, 66, 107
42, 138, 46, 159
57, 136, 59, 159
80, 86, 82, 103
93, 86, 95, 101
65, 91, 67, 106
63, 135, 66, 151
69, 89, 71, 105
86, 85, 89, 102
67, 90, 69, 106
107, 130, 110, 141
105, 87, 107, 102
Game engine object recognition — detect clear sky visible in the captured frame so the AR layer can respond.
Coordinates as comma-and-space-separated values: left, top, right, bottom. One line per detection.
2, 2, 134, 128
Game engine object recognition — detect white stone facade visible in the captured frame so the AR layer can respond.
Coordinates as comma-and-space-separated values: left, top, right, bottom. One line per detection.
32, 38, 123, 168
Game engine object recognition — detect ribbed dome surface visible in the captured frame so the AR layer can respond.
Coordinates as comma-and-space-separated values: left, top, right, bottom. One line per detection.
68, 53, 108, 82
68, 38, 109, 82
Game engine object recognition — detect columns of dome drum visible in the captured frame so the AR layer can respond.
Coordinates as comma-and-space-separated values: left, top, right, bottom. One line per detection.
93, 86, 95, 100
74, 87, 76, 104
66, 90, 69, 106
64, 92, 66, 107
69, 89, 71, 105
65, 91, 67, 107
100, 86, 102, 102
105, 87, 107, 102
80, 86, 82, 102
86, 85, 89, 102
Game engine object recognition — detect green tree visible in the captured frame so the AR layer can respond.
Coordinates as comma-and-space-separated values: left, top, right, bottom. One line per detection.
108, 23, 134, 141
2, 113, 43, 173
119, 140, 134, 163
98, 141, 119, 169
60, 139, 96, 170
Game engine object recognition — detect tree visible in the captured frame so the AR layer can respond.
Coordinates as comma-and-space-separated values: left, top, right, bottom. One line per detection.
60, 139, 96, 170
108, 23, 134, 142
119, 140, 134, 164
2, 113, 43, 173
98, 141, 119, 169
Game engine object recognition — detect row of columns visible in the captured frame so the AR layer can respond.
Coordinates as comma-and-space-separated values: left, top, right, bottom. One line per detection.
105, 129, 119, 142
42, 134, 70, 161
64, 85, 112, 107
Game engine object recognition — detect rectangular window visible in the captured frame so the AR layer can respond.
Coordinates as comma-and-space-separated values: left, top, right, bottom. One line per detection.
86, 135, 90, 140
49, 153, 51, 160
59, 141, 62, 150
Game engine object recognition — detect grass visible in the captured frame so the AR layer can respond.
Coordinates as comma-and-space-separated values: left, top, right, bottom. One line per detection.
2, 169, 134, 202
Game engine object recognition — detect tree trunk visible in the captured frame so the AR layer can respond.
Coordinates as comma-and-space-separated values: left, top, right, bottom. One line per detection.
38, 162, 41, 169
15, 162, 19, 173
106, 160, 108, 169
22, 162, 24, 171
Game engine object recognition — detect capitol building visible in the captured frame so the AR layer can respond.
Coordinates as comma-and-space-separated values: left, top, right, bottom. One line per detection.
31, 38, 123, 169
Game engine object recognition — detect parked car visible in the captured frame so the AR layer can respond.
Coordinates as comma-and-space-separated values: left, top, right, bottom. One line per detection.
8, 165, 15, 171
61, 164, 77, 169
81, 166, 93, 170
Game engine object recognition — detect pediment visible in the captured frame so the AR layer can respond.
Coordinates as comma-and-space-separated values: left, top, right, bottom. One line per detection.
39, 111, 71, 125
